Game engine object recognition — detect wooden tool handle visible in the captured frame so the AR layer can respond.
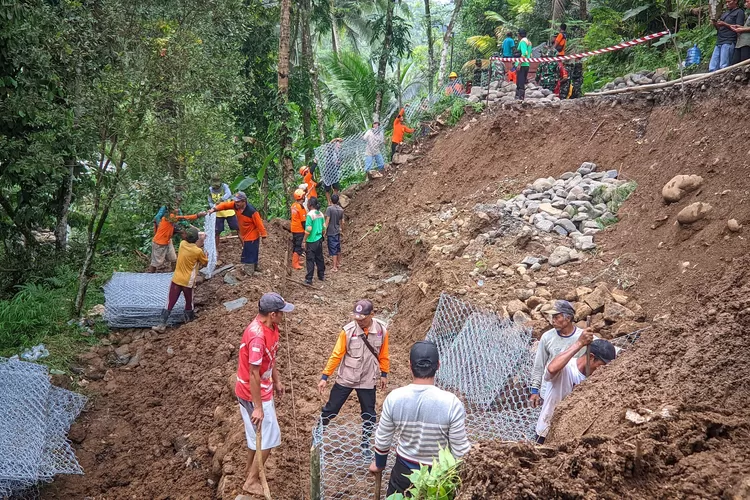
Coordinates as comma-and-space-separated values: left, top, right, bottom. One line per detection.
374, 470, 383, 500
585, 315, 592, 377
256, 425, 272, 500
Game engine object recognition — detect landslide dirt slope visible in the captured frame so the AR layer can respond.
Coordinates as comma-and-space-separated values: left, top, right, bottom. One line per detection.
48, 72, 750, 499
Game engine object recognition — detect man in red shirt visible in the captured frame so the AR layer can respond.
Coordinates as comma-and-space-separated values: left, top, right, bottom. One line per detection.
235, 292, 294, 496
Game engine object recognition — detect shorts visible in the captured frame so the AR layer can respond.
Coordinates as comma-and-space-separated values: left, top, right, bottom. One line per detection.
216, 215, 239, 233
327, 234, 341, 256
241, 239, 260, 264
238, 397, 281, 450
150, 240, 176, 268
321, 182, 341, 193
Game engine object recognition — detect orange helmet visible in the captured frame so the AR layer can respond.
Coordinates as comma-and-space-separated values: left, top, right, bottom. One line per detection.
299, 166, 309, 176
293, 189, 305, 200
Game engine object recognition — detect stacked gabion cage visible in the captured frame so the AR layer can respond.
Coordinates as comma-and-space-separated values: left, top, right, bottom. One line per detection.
0, 358, 87, 498
103, 272, 186, 328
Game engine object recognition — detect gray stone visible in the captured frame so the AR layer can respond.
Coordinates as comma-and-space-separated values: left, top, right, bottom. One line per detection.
553, 225, 569, 236
604, 169, 619, 179
572, 214, 589, 222
223, 273, 239, 286
530, 263, 542, 272
385, 274, 408, 284
527, 192, 547, 201
548, 246, 573, 267
564, 205, 576, 217
526, 201, 540, 214
583, 220, 600, 229
532, 178, 554, 191
556, 219, 578, 233
577, 162, 597, 175
513, 311, 531, 324
467, 95, 480, 103
521, 256, 540, 266
224, 297, 248, 312
560, 172, 576, 180
573, 235, 596, 251
534, 219, 554, 232
538, 203, 563, 217
551, 200, 567, 210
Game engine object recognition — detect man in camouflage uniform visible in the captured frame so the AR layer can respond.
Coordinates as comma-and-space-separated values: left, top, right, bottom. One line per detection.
535, 47, 560, 92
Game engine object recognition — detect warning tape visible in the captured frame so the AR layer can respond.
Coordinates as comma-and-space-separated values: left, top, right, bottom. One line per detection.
490, 31, 670, 63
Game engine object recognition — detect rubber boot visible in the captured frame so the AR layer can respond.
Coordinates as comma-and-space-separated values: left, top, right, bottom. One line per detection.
151, 309, 170, 333
243, 263, 256, 276
292, 253, 303, 270
184, 310, 196, 323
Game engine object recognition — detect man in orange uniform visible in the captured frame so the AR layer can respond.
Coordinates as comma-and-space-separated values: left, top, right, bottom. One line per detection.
317, 299, 390, 457
148, 200, 205, 273
290, 188, 306, 270
208, 191, 267, 276
552, 23, 567, 56
390, 108, 414, 159
299, 165, 318, 205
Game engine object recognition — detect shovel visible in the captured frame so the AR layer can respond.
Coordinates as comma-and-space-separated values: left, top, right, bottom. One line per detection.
255, 423, 272, 500
374, 469, 383, 500
585, 315, 592, 377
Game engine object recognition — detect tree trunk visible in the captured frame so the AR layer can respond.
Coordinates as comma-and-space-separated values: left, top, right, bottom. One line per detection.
303, 0, 326, 144
54, 159, 75, 252
397, 59, 403, 109
437, 0, 463, 86
329, 0, 339, 56
374, 0, 395, 118
278, 0, 295, 207
579, 0, 587, 20
424, 0, 435, 95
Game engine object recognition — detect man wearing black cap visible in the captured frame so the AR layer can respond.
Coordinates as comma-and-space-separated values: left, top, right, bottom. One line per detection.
529, 300, 588, 408
370, 341, 471, 496
235, 292, 294, 496
318, 299, 390, 456
535, 330, 616, 444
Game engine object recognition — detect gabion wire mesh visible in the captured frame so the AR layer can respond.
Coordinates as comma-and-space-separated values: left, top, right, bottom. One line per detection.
313, 132, 387, 189
0, 358, 86, 498
311, 413, 398, 500
103, 272, 185, 328
203, 213, 217, 278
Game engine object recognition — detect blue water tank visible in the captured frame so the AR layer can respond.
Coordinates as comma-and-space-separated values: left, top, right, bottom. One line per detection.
686, 44, 701, 67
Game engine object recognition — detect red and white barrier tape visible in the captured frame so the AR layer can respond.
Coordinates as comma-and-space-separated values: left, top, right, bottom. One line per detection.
490, 31, 670, 63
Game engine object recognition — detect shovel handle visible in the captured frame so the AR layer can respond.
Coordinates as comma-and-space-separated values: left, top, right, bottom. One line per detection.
585, 315, 592, 377
255, 424, 272, 500
374, 469, 383, 500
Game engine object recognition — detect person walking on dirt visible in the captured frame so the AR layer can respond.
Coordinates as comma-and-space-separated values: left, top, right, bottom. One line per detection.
290, 188, 307, 271
710, 0, 745, 71
529, 301, 588, 408
515, 29, 533, 100
325, 193, 345, 272
391, 108, 414, 159
235, 292, 294, 496
369, 341, 470, 496
207, 174, 239, 240
535, 330, 615, 444
362, 120, 386, 172
319, 299, 390, 457
304, 196, 326, 285
148, 198, 204, 273
152, 227, 209, 333
208, 191, 267, 276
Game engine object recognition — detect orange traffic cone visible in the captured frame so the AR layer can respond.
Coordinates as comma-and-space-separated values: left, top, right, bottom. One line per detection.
292, 252, 303, 270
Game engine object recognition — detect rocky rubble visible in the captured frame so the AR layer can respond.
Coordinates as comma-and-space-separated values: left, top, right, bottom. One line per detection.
468, 80, 562, 108
599, 69, 668, 91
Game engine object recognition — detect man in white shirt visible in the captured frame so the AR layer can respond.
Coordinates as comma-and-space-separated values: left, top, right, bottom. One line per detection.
362, 120, 385, 172
535, 330, 616, 444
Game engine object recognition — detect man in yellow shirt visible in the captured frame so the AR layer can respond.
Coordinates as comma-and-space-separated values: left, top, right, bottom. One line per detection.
153, 227, 209, 333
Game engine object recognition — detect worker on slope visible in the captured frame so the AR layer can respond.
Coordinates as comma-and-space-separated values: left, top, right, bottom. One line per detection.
152, 227, 209, 333
390, 108, 414, 159
362, 120, 386, 173
325, 193, 345, 272
535, 330, 616, 444
552, 23, 568, 56
529, 300, 589, 408
148, 197, 205, 273
321, 138, 344, 206
319, 299, 390, 458
207, 173, 239, 240
208, 191, 267, 276
369, 341, 470, 496
235, 292, 294, 496
304, 196, 326, 285
445, 72, 464, 96
290, 188, 307, 271
515, 29, 533, 100
299, 164, 318, 206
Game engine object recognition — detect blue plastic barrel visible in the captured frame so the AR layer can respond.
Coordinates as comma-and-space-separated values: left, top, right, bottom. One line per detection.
686, 44, 701, 67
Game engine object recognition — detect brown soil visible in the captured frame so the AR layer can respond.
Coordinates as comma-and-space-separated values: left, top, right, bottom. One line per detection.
47, 70, 750, 499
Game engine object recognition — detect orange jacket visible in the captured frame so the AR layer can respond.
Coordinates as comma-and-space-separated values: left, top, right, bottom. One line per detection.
391, 109, 414, 144
322, 325, 390, 377
291, 202, 307, 233
214, 201, 267, 242
303, 171, 317, 199
153, 212, 198, 245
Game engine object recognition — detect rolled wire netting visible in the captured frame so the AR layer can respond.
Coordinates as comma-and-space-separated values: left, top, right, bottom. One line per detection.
103, 272, 185, 328
202, 213, 217, 278
0, 358, 86, 498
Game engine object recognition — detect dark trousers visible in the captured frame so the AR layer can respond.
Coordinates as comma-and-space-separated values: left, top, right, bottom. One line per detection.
391, 141, 399, 158
321, 383, 376, 444
167, 282, 193, 311
516, 65, 530, 100
292, 232, 304, 255
305, 239, 325, 281
734, 45, 750, 64
241, 238, 260, 264
386, 457, 422, 497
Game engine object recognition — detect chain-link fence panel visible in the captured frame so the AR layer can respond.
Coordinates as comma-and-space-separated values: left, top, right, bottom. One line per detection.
313, 131, 388, 190
104, 272, 185, 328
0, 358, 86, 498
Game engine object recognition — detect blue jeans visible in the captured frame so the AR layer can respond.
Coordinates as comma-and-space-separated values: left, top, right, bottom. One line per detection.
709, 43, 735, 72
364, 154, 385, 171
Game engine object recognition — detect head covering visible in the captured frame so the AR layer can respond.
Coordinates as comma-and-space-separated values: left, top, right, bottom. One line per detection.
185, 227, 200, 243
449, 71, 458, 78
353, 299, 374, 320
589, 339, 616, 365
233, 191, 248, 202
410, 341, 439, 371
550, 300, 575, 319
299, 166, 309, 176
210, 173, 221, 188
294, 189, 305, 201
259, 292, 295, 313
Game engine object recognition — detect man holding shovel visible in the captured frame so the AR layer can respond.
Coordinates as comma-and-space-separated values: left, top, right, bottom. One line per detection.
235, 292, 294, 496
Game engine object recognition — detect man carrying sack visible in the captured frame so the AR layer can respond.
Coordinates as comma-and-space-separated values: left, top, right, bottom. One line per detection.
318, 299, 390, 459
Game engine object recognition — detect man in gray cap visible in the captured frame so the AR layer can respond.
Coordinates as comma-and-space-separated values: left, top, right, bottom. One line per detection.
208, 191, 267, 275
529, 300, 587, 408
370, 341, 471, 496
535, 330, 615, 443
235, 292, 294, 496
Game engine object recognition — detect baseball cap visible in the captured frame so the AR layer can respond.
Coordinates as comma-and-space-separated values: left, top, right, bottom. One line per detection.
259, 292, 294, 313
353, 299, 374, 320
234, 191, 248, 202
410, 341, 439, 370
589, 339, 616, 364
550, 300, 575, 318
185, 227, 200, 243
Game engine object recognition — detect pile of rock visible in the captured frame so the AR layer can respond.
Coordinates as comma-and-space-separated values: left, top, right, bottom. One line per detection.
599, 69, 668, 91
468, 80, 561, 107
500, 162, 634, 251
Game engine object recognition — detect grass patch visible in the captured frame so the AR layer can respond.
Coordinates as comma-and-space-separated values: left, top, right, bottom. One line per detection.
591, 181, 637, 225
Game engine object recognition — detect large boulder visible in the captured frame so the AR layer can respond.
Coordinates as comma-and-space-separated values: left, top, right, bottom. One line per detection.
676, 202, 712, 225
548, 246, 573, 267
662, 174, 704, 203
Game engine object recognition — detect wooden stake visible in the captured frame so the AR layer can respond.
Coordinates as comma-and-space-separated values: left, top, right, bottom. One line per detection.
256, 428, 272, 500
585, 315, 592, 377
588, 120, 605, 142
374, 470, 383, 500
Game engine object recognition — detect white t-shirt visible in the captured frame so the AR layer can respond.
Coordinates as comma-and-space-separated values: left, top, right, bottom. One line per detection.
535, 358, 586, 438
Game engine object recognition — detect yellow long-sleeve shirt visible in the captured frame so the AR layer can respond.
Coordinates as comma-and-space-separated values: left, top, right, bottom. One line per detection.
322, 327, 390, 378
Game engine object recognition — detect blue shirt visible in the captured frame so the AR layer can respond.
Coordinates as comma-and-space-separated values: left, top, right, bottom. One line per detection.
502, 37, 515, 57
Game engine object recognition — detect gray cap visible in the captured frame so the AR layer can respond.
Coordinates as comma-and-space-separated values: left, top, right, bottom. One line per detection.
550, 300, 575, 318
234, 191, 248, 202
589, 339, 616, 364
259, 292, 294, 313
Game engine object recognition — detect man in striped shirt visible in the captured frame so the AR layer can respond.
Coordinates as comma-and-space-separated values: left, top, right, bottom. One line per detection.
370, 341, 471, 496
